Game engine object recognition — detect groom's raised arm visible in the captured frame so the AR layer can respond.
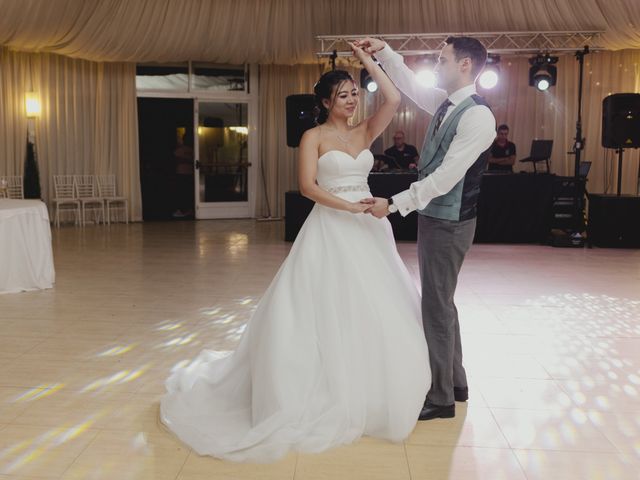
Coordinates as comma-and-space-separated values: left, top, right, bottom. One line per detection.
374, 43, 447, 115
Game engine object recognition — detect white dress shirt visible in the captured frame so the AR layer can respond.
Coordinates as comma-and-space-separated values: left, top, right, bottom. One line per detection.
375, 45, 497, 217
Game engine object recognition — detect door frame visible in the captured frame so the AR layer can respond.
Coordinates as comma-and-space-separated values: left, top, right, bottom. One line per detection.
137, 64, 258, 219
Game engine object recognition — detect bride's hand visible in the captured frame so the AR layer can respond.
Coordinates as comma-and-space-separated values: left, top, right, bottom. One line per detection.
346, 201, 372, 214
353, 37, 386, 55
348, 41, 371, 64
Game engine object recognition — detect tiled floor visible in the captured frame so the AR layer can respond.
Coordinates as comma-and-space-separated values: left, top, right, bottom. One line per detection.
0, 219, 639, 479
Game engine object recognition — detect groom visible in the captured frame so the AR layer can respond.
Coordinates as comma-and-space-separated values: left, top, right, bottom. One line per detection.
357, 36, 496, 420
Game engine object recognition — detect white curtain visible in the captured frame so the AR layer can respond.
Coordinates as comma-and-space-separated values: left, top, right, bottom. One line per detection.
0, 48, 28, 178
0, 48, 142, 220
0, 0, 638, 64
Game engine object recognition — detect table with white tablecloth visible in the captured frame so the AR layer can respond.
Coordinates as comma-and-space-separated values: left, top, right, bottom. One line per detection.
0, 199, 55, 294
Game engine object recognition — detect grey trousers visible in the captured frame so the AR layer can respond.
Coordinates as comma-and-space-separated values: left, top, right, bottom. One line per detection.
418, 214, 476, 406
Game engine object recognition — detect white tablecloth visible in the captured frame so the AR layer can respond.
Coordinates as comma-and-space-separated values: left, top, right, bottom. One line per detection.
0, 199, 55, 294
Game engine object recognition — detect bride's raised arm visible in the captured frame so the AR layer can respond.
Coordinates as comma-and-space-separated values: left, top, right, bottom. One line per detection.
350, 42, 401, 146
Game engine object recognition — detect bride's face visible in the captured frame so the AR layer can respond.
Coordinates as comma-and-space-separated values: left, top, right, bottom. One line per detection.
324, 80, 359, 120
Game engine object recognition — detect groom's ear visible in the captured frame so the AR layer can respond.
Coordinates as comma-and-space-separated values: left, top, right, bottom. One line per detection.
459, 57, 472, 73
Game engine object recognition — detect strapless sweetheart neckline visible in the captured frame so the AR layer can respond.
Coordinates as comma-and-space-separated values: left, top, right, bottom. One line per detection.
318, 149, 370, 161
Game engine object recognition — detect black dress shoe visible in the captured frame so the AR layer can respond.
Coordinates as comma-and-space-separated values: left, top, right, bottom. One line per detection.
418, 402, 455, 421
454, 386, 469, 402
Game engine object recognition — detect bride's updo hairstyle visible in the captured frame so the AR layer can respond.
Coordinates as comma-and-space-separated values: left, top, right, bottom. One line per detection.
313, 70, 355, 125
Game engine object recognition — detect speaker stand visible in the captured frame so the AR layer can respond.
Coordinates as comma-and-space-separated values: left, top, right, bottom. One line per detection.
551, 45, 590, 248
616, 147, 624, 196
257, 145, 283, 222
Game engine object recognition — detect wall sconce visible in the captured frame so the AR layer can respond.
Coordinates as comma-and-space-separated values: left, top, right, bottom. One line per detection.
25, 92, 41, 117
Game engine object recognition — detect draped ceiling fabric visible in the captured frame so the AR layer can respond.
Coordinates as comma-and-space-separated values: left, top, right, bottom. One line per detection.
0, 0, 639, 63
1, 0, 639, 218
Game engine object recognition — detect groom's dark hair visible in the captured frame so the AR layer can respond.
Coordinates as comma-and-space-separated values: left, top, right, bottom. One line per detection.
445, 36, 488, 78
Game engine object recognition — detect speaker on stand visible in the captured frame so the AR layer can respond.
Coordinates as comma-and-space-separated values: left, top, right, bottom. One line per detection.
258, 95, 317, 222
275, 94, 318, 228
587, 93, 640, 247
602, 93, 640, 195
286, 94, 317, 148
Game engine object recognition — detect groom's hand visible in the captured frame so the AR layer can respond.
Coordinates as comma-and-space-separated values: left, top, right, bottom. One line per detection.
353, 37, 386, 55
348, 41, 371, 63
365, 197, 390, 218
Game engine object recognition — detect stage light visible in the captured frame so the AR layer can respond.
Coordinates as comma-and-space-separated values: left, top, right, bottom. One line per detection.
360, 69, 377, 93
535, 74, 551, 91
478, 55, 500, 89
415, 55, 437, 88
529, 54, 558, 91
479, 70, 499, 89
416, 69, 437, 88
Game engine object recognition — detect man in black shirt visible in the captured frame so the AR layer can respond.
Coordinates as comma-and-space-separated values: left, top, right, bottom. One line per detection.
384, 130, 419, 170
488, 124, 516, 173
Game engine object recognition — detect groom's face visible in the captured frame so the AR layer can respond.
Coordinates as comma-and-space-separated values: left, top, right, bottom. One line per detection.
435, 44, 469, 90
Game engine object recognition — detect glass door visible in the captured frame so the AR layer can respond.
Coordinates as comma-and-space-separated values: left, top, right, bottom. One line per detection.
195, 101, 253, 218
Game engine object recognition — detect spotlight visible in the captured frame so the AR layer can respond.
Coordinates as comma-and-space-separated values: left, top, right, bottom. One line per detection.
529, 54, 558, 91
360, 69, 378, 93
535, 74, 551, 91
479, 70, 499, 89
478, 55, 500, 90
415, 55, 438, 88
416, 69, 437, 88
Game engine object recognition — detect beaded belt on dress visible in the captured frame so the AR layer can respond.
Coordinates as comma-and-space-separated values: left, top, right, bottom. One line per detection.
324, 184, 369, 194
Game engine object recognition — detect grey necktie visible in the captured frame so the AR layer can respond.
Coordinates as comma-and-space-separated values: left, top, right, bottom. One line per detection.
432, 99, 453, 137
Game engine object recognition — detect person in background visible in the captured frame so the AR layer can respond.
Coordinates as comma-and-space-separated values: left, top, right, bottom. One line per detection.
172, 130, 195, 218
371, 155, 390, 172
384, 130, 419, 170
487, 124, 516, 173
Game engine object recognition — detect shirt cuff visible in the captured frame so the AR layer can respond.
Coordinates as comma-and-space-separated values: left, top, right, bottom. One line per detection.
374, 43, 401, 64
391, 190, 416, 217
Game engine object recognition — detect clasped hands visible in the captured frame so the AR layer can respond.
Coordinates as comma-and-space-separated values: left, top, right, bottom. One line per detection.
350, 197, 390, 218
348, 38, 387, 63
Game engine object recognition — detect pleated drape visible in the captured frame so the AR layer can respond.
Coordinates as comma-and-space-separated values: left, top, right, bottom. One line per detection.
0, 48, 142, 220
0, 0, 638, 63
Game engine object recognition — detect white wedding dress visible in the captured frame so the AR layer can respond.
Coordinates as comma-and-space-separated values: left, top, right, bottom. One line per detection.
161, 149, 430, 462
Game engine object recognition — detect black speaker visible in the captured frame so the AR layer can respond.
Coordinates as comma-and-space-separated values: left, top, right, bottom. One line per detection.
286, 94, 316, 147
588, 194, 640, 248
602, 93, 640, 148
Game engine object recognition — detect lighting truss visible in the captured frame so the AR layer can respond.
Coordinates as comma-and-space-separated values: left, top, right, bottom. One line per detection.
316, 31, 605, 57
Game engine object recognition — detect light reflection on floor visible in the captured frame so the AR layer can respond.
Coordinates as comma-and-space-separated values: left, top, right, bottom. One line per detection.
0, 220, 638, 479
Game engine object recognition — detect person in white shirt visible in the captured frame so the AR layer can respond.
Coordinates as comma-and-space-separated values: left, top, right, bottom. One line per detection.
356, 36, 496, 420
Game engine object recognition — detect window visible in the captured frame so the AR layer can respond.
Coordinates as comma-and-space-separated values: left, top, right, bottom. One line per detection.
136, 63, 248, 93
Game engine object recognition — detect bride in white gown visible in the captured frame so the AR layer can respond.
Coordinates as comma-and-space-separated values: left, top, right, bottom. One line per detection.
161, 43, 430, 463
